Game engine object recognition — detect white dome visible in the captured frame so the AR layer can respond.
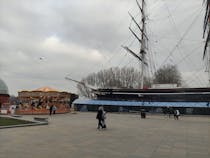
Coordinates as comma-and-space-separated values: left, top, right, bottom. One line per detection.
0, 78, 9, 95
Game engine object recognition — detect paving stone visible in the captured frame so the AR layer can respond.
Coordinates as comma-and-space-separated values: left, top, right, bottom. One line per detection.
0, 113, 209, 158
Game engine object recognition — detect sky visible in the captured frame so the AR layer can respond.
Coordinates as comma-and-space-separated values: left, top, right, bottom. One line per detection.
0, 0, 208, 96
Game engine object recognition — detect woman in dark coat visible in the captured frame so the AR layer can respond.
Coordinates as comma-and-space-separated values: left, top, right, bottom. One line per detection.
96, 106, 105, 129
49, 105, 53, 115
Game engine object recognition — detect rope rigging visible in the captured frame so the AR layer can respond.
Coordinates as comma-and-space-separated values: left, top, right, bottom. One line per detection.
159, 7, 204, 68
70, 0, 207, 88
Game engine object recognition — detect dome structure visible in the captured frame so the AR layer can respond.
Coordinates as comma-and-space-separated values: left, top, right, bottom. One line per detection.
0, 78, 9, 95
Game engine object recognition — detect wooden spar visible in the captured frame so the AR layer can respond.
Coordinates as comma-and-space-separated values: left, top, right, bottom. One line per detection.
129, 27, 142, 43
122, 46, 148, 66
65, 76, 95, 98
128, 12, 148, 40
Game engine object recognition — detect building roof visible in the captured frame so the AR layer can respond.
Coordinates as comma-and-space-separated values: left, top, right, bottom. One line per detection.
73, 99, 210, 108
33, 87, 59, 92
0, 78, 9, 95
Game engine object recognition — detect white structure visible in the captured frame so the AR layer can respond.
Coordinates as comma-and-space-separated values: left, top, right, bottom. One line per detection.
152, 84, 178, 89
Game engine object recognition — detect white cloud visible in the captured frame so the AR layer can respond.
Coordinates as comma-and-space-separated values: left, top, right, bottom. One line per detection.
42, 35, 103, 62
42, 36, 68, 53
181, 71, 208, 88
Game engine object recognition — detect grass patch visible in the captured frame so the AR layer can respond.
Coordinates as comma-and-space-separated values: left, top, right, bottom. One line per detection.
0, 117, 33, 126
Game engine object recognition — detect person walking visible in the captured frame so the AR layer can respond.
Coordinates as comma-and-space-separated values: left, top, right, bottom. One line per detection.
176, 109, 180, 120
96, 106, 106, 129
168, 107, 173, 118
174, 109, 180, 120
102, 110, 107, 128
49, 105, 53, 115
53, 105, 57, 114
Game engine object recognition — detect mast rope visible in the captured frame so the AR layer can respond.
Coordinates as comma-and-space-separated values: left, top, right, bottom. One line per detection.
159, 7, 204, 68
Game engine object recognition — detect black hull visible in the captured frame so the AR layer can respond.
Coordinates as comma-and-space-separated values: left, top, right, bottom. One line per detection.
94, 87, 210, 102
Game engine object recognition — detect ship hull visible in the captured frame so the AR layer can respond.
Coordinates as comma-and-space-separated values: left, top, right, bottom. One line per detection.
93, 87, 210, 102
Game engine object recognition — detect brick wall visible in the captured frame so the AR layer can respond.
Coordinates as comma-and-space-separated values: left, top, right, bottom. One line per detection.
0, 95, 9, 104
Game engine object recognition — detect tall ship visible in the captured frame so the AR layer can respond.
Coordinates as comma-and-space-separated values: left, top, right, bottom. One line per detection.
73, 0, 210, 114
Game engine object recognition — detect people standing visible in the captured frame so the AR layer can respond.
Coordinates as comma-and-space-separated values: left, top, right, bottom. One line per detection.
46, 104, 50, 111
168, 107, 173, 118
96, 106, 106, 129
102, 110, 107, 128
53, 105, 57, 114
174, 109, 180, 120
176, 109, 180, 120
49, 105, 53, 115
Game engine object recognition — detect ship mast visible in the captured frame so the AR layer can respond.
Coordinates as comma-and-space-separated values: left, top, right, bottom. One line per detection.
140, 0, 146, 89
203, 0, 210, 86
122, 0, 148, 89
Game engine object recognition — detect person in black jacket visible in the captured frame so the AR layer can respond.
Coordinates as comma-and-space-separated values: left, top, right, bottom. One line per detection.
49, 105, 53, 115
96, 106, 105, 129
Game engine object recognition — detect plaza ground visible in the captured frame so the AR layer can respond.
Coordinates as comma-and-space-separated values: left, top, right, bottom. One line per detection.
0, 112, 210, 158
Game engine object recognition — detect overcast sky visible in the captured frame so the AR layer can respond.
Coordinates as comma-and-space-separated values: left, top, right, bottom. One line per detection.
0, 0, 208, 95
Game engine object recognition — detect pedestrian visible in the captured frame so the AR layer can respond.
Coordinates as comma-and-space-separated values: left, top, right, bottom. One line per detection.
168, 107, 173, 118
31, 101, 35, 110
49, 105, 53, 115
102, 110, 107, 129
53, 105, 57, 114
174, 109, 180, 120
176, 109, 180, 120
46, 104, 50, 110
174, 110, 176, 119
140, 109, 146, 119
96, 106, 106, 129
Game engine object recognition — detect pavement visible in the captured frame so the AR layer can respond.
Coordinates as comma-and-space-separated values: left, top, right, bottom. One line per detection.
0, 112, 209, 158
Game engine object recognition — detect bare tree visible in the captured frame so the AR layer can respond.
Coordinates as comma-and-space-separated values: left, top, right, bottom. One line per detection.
76, 79, 92, 98
153, 64, 182, 86
77, 67, 152, 97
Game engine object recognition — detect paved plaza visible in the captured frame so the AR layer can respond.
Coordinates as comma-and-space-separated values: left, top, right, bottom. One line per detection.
0, 112, 210, 158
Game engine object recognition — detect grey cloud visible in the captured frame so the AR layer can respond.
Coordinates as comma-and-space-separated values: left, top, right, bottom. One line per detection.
0, 0, 208, 95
